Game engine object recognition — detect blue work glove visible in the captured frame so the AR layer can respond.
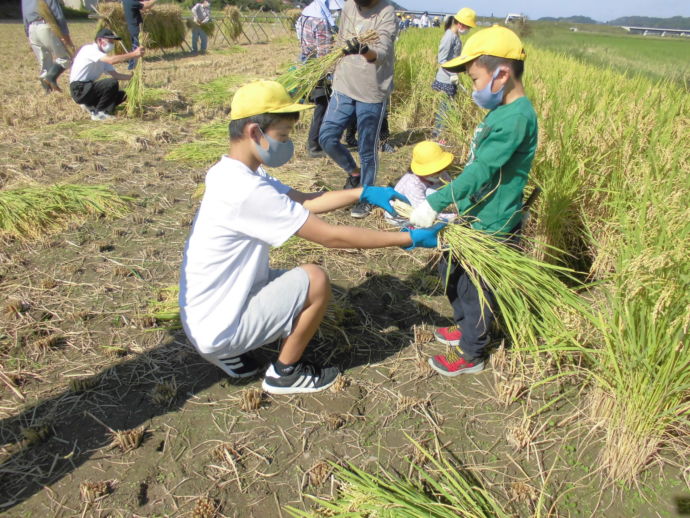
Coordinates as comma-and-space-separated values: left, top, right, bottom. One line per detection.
401, 222, 446, 250
360, 185, 410, 216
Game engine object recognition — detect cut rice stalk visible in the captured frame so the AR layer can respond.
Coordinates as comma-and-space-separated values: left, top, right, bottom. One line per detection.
0, 184, 131, 241
276, 30, 379, 102
37, 0, 75, 56
392, 199, 591, 352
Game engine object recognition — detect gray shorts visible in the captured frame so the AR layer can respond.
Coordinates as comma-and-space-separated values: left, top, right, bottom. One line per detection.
202, 267, 309, 366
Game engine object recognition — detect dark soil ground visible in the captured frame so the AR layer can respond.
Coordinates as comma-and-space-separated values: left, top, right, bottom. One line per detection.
1, 20, 688, 518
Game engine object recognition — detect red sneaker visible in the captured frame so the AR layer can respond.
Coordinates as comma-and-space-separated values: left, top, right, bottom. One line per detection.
428, 353, 485, 377
434, 326, 462, 346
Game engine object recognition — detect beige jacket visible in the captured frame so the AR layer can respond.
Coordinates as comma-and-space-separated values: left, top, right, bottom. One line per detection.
332, 0, 397, 103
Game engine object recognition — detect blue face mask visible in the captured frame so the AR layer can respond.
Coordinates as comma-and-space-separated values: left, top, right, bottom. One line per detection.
255, 129, 294, 168
471, 68, 504, 110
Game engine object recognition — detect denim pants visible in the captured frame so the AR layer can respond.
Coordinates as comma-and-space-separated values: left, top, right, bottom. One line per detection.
433, 92, 455, 137
192, 27, 208, 52
439, 227, 521, 361
319, 91, 385, 187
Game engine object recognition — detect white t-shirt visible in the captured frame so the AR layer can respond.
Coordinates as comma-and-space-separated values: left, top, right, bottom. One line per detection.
179, 156, 310, 353
69, 43, 115, 82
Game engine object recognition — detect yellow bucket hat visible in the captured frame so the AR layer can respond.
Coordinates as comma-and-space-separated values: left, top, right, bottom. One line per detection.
453, 7, 477, 28
442, 25, 526, 73
410, 141, 454, 176
230, 80, 314, 120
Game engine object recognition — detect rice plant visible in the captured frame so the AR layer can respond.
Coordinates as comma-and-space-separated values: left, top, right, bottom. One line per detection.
95, 3, 186, 53
392, 200, 590, 355
286, 438, 509, 517
220, 5, 243, 43
37, 0, 75, 56
0, 184, 131, 241
276, 30, 379, 102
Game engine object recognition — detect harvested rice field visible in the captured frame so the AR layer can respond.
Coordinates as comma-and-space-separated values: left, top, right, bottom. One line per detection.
1, 17, 688, 518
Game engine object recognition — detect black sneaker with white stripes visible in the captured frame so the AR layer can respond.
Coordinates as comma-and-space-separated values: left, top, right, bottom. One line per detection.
261, 362, 339, 395
215, 353, 261, 379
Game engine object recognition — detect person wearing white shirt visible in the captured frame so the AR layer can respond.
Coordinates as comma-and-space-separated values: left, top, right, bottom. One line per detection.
69, 28, 144, 121
180, 80, 443, 395
190, 0, 211, 53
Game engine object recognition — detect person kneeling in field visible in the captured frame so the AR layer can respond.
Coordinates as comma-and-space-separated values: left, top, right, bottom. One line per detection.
385, 140, 456, 227
179, 80, 444, 395
69, 29, 143, 121
409, 26, 538, 376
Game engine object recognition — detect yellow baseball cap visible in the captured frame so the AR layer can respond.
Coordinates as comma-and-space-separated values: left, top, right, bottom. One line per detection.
442, 25, 526, 73
453, 7, 476, 28
230, 80, 314, 120
410, 141, 454, 176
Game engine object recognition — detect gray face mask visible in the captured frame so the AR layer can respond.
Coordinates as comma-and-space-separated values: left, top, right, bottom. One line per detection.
255, 129, 294, 168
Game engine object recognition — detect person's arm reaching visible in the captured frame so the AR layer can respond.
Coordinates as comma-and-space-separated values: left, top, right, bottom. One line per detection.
410, 116, 529, 227
288, 186, 409, 215
100, 46, 144, 65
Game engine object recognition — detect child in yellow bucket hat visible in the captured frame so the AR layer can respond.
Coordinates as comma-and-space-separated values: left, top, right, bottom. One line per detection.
179, 80, 445, 396
385, 141, 456, 225
409, 26, 538, 377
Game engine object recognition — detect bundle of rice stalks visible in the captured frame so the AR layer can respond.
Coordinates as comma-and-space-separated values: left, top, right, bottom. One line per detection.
284, 8, 302, 26
147, 285, 182, 328
95, 2, 186, 52
287, 438, 509, 517
124, 58, 144, 117
37, 0, 75, 56
276, 30, 379, 101
144, 4, 186, 48
186, 18, 215, 37
0, 184, 131, 241
392, 200, 590, 353
220, 6, 242, 42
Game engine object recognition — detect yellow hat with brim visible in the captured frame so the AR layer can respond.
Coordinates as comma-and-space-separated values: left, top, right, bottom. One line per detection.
230, 80, 314, 120
442, 25, 526, 73
410, 141, 454, 176
453, 7, 476, 28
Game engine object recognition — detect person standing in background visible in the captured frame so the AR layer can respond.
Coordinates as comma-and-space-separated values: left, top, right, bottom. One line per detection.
21, 0, 73, 93
295, 0, 343, 158
190, 0, 211, 54
431, 7, 476, 142
419, 11, 430, 28
318, 0, 397, 219
122, 0, 157, 69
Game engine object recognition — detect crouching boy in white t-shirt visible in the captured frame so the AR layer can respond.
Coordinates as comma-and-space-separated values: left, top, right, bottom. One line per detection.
180, 80, 445, 395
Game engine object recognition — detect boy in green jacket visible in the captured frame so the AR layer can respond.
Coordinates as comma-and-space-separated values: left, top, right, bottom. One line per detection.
409, 25, 538, 376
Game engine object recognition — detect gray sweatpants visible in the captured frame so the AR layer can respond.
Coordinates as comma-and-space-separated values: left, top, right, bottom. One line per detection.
28, 22, 71, 76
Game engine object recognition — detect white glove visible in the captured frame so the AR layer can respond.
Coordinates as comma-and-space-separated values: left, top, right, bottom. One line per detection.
409, 200, 438, 228
449, 74, 459, 85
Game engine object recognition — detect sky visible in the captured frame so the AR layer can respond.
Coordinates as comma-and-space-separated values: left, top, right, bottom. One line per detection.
399, 0, 690, 22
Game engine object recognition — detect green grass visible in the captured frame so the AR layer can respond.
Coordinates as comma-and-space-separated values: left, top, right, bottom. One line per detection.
77, 120, 151, 142
525, 24, 690, 87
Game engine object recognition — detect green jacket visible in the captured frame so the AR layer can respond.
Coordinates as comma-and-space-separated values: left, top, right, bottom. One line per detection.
427, 96, 538, 234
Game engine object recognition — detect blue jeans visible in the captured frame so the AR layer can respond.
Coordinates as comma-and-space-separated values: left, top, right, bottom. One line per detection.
192, 27, 208, 52
319, 91, 384, 187
433, 92, 455, 138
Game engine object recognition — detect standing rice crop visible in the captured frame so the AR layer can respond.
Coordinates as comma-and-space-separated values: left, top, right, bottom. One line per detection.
0, 184, 131, 241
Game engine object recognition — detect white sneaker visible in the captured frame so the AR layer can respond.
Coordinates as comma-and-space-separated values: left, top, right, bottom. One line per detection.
91, 111, 114, 121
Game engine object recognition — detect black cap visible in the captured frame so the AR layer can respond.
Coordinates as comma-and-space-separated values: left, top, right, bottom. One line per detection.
95, 28, 122, 40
